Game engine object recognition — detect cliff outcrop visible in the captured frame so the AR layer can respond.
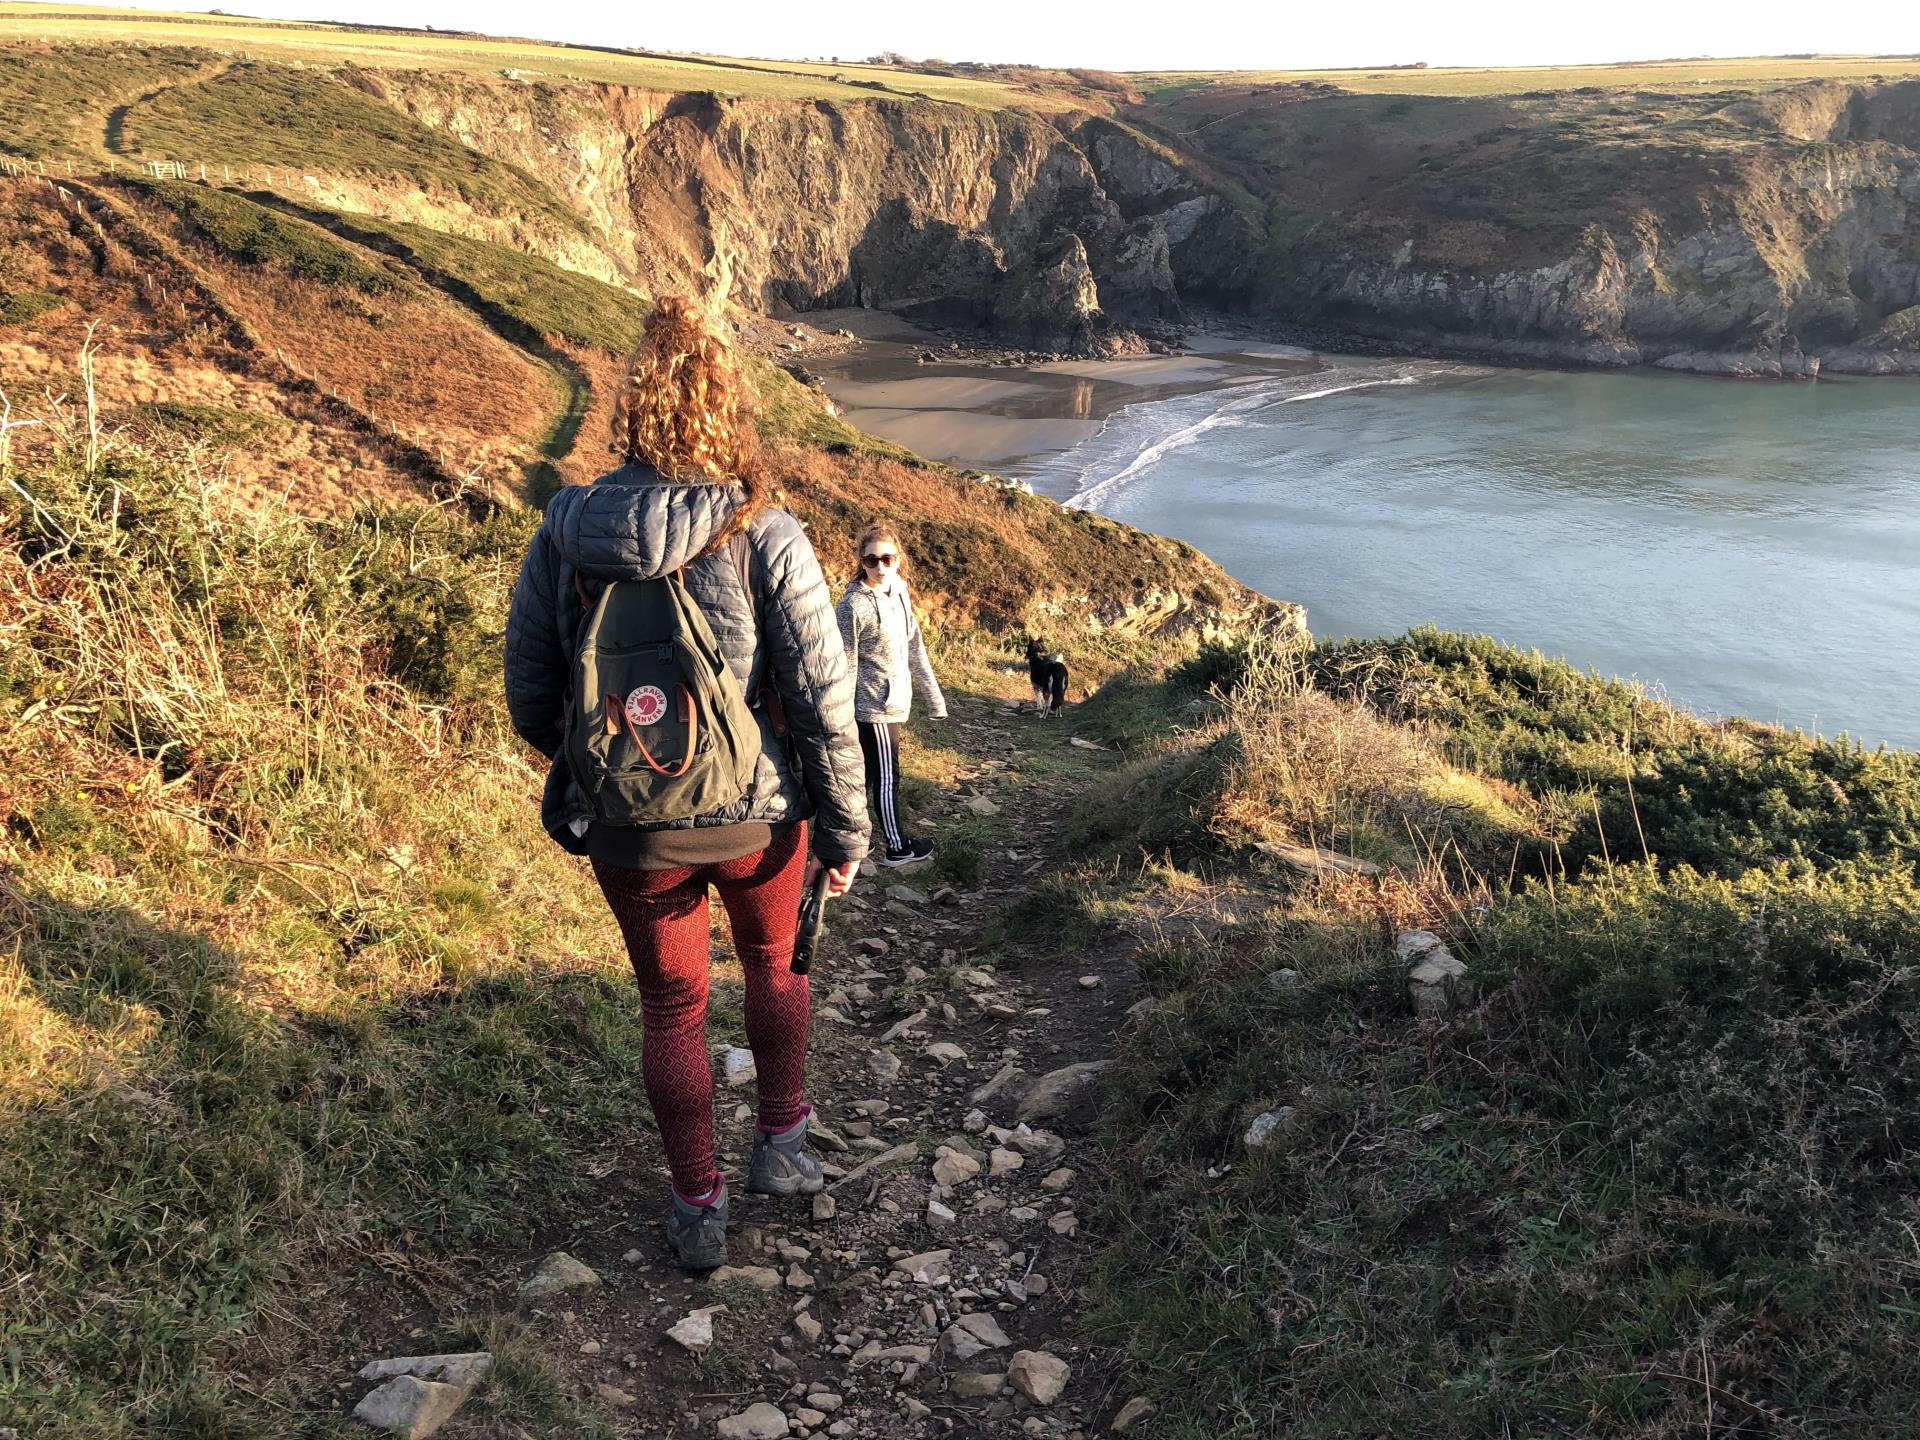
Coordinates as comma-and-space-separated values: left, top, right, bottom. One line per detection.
1134, 79, 1920, 375
376, 75, 1199, 353
72, 52, 1920, 374
382, 68, 1920, 374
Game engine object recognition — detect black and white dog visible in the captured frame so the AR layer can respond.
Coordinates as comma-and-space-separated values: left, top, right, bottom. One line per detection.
1026, 638, 1069, 717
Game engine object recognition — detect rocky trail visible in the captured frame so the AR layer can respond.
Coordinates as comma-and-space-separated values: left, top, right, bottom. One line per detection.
309, 682, 1160, 1440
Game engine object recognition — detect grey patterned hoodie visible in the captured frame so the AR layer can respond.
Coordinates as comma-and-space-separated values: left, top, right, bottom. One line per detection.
836, 573, 947, 725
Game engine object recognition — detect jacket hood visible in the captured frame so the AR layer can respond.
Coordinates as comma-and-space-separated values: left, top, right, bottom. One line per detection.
544, 464, 745, 581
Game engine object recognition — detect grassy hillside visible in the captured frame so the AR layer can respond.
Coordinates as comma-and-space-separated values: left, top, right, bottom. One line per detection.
0, 431, 640, 1436
1135, 53, 1920, 99
0, 44, 213, 158
0, 2, 1049, 108
118, 64, 585, 233
1046, 633, 1920, 1438
1126, 83, 1809, 271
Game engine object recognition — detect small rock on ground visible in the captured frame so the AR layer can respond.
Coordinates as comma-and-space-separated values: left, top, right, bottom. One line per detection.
951, 1370, 1006, 1399
939, 1311, 1012, 1360
351, 1376, 469, 1439
1112, 1395, 1158, 1431
666, 1305, 726, 1354
1245, 1107, 1298, 1151
518, 1252, 600, 1301
1008, 1349, 1072, 1406
716, 1401, 788, 1439
1017, 1061, 1111, 1126
932, 1148, 982, 1186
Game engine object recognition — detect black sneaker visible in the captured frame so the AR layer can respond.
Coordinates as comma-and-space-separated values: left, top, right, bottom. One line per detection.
879, 837, 935, 868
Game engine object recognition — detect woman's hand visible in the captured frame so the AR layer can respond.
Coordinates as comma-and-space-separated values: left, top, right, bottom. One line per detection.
805, 856, 861, 897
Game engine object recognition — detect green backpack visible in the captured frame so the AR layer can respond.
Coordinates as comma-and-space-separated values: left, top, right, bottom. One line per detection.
565, 537, 762, 825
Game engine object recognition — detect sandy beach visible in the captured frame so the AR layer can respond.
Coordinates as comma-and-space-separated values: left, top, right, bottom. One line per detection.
797, 308, 1329, 472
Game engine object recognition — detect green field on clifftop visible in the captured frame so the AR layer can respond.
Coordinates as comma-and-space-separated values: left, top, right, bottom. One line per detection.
0, 1, 1051, 108
1136, 52, 1920, 97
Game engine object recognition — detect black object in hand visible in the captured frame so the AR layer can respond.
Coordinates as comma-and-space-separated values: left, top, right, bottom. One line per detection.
791, 868, 832, 975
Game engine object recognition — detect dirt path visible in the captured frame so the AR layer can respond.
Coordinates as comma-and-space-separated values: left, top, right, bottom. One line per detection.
311, 682, 1144, 1438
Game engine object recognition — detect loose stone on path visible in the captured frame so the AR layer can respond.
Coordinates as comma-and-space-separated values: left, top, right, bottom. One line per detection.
1008, 1349, 1072, 1405
932, 1147, 982, 1186
517, 1252, 600, 1301
716, 1402, 788, 1439
666, 1305, 725, 1354
351, 1353, 493, 1440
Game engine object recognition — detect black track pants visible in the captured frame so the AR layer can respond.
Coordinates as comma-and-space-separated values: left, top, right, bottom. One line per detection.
857, 720, 905, 854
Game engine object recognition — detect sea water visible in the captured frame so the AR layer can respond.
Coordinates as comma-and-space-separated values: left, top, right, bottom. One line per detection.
1022, 358, 1920, 749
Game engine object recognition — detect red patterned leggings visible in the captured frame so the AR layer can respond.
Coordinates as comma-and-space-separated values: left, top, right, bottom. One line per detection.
591, 823, 810, 1197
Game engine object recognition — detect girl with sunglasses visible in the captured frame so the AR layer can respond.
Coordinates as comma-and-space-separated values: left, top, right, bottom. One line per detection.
836, 525, 948, 867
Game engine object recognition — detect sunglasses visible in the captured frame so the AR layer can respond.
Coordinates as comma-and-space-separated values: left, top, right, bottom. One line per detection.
862, 552, 898, 568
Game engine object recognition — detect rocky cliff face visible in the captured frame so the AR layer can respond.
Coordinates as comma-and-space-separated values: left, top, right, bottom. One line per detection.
354, 69, 1920, 374
1143, 79, 1920, 376
371, 75, 1231, 353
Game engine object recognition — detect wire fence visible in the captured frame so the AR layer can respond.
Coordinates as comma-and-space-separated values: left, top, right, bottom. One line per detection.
1, 152, 326, 190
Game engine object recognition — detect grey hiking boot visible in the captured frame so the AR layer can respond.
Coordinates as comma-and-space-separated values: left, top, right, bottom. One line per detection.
746, 1109, 826, 1197
665, 1180, 729, 1271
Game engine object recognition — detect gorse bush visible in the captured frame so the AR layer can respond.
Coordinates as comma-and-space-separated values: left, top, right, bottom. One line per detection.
1309, 628, 1920, 879
1066, 636, 1541, 874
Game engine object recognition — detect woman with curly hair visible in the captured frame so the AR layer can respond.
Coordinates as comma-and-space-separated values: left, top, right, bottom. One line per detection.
504, 297, 868, 1269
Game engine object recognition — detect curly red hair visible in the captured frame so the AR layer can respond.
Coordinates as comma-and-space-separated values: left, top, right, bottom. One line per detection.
612, 296, 772, 552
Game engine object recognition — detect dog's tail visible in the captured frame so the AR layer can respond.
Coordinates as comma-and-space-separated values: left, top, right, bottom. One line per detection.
1047, 666, 1068, 712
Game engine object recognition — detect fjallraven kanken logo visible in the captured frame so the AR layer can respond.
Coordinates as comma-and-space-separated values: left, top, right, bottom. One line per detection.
565, 541, 761, 825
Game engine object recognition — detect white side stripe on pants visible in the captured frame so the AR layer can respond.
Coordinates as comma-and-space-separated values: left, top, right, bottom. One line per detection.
876, 726, 904, 852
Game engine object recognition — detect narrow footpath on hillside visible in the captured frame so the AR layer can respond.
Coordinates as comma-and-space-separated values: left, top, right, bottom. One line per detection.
308, 678, 1165, 1440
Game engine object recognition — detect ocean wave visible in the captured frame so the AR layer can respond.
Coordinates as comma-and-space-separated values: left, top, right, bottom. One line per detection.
1056, 370, 1427, 510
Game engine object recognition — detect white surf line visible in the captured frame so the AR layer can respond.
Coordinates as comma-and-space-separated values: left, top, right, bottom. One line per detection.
1064, 374, 1421, 510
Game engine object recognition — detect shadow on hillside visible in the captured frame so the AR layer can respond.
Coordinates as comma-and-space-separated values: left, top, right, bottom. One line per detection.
4, 880, 253, 1041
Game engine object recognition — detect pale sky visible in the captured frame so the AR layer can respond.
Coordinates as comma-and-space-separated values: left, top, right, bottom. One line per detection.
68, 0, 1920, 70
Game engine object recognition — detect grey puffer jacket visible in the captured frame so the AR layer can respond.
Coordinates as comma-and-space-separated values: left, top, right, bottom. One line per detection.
504, 465, 870, 866
837, 577, 948, 725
